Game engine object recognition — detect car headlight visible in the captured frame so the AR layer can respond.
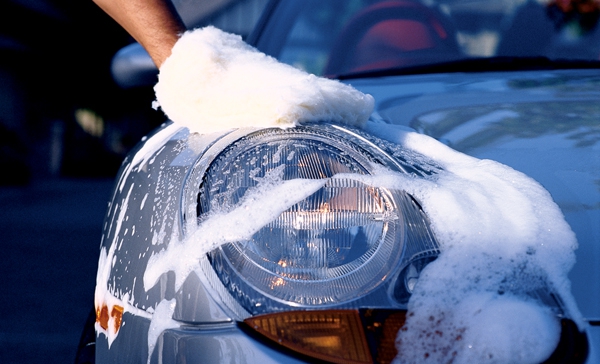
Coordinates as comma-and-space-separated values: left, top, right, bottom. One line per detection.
187, 123, 440, 315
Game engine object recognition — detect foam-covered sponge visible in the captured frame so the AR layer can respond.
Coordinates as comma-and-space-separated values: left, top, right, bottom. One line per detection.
154, 26, 374, 134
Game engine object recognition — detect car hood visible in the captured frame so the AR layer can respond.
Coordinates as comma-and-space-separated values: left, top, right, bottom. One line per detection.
350, 69, 600, 320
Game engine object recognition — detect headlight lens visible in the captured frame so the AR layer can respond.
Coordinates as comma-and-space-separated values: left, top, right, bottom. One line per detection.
195, 125, 439, 314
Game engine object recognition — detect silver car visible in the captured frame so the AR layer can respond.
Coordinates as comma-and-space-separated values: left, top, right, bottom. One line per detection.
78, 0, 600, 363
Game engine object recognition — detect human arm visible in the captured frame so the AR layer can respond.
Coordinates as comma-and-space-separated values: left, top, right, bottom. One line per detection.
92, 0, 186, 67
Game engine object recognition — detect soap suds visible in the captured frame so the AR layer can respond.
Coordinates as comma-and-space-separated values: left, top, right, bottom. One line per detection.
395, 292, 561, 363
154, 26, 374, 133
143, 165, 327, 291
147, 299, 178, 363
361, 125, 580, 363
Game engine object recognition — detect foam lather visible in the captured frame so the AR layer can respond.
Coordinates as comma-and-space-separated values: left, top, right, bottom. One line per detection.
154, 26, 375, 133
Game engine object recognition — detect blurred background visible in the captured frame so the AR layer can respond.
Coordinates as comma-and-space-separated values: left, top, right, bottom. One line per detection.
0, 0, 267, 362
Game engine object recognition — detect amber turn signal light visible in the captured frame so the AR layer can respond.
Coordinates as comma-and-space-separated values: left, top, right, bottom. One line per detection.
243, 309, 406, 364
244, 309, 588, 364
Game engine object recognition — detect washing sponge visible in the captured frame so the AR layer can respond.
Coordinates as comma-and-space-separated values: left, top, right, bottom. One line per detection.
154, 26, 374, 134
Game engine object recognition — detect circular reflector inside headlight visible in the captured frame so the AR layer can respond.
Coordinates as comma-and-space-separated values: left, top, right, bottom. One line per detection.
198, 127, 417, 313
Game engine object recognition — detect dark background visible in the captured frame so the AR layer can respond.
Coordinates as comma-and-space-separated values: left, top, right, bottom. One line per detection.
0, 0, 166, 184
0, 1, 164, 362
0, 178, 114, 363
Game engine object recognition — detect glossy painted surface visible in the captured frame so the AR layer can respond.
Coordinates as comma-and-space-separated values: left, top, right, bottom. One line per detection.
96, 69, 599, 363
352, 69, 600, 320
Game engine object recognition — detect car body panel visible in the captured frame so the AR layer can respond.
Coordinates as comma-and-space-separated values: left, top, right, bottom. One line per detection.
353, 69, 600, 320
588, 325, 600, 363
98, 124, 245, 323
95, 313, 308, 364
95, 68, 599, 363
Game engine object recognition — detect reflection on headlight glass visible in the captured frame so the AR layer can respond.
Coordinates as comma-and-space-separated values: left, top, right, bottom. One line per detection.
252, 180, 391, 272
236, 179, 397, 277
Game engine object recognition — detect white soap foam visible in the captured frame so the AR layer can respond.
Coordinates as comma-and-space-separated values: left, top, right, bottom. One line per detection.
361, 124, 580, 363
147, 299, 178, 364
394, 292, 561, 363
143, 165, 328, 291
154, 26, 374, 133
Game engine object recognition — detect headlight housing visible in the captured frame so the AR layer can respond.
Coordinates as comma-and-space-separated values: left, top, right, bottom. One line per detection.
186, 123, 441, 315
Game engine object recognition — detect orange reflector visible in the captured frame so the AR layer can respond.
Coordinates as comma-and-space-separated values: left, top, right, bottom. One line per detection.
96, 305, 109, 331
244, 310, 371, 364
96, 303, 124, 334
111, 304, 124, 333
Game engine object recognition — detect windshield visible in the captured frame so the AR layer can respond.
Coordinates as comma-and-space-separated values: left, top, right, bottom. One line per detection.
254, 0, 600, 76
